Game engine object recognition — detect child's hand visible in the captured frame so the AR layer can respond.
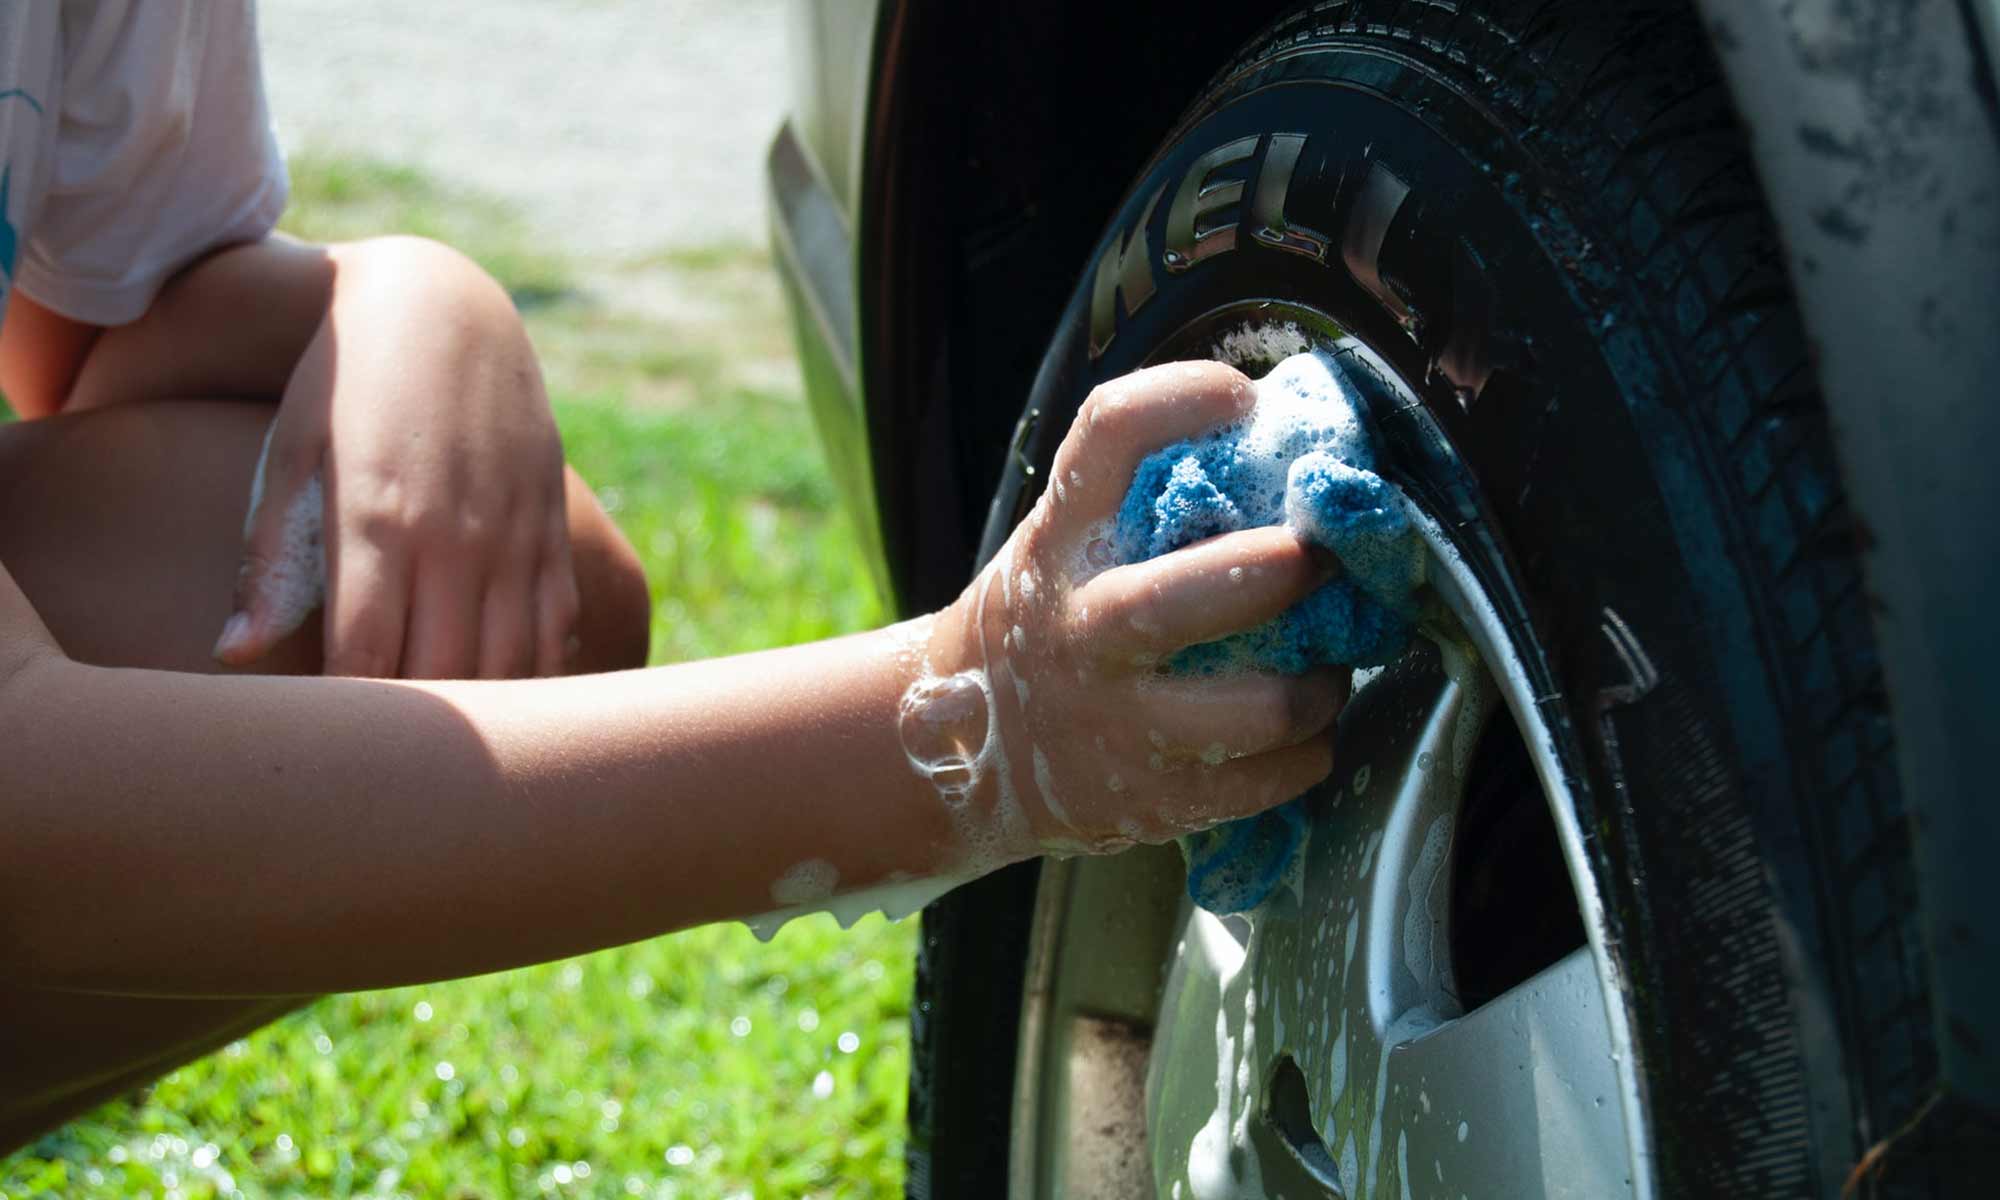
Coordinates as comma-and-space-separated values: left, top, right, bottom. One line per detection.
212, 238, 578, 678
914, 361, 1345, 862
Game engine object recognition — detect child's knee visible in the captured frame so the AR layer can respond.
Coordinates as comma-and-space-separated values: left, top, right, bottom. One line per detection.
563, 466, 651, 674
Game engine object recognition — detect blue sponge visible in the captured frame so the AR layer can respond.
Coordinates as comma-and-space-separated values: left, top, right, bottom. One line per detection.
1112, 352, 1423, 914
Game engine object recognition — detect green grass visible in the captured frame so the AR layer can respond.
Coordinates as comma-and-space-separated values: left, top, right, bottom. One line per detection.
0, 152, 908, 1200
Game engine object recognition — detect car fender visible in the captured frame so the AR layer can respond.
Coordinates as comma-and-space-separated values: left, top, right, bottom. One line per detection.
1692, 0, 2000, 1107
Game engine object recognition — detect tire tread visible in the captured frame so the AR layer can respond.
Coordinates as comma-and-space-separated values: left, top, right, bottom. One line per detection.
1195, 3, 1930, 1195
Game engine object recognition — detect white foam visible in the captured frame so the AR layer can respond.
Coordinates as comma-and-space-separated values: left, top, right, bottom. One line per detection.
1402, 813, 1454, 996
771, 858, 838, 906
1210, 320, 1310, 370
1032, 746, 1073, 830
242, 425, 327, 641
743, 870, 971, 942
1074, 522, 1119, 586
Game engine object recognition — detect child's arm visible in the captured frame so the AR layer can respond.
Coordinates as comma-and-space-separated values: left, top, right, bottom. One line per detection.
1, 235, 579, 679
0, 363, 1341, 997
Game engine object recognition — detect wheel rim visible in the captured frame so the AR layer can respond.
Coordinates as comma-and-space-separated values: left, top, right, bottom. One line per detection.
1005, 316, 1655, 1200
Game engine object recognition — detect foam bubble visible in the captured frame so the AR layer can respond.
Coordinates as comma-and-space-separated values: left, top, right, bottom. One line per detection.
897, 670, 992, 796
771, 859, 838, 906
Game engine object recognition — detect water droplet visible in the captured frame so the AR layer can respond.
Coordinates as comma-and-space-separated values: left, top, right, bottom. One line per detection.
837, 1031, 861, 1054
665, 1145, 695, 1167
729, 1016, 751, 1038
412, 1000, 433, 1022
812, 1070, 836, 1099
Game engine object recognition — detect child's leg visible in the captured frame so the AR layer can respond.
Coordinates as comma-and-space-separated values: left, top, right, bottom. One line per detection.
0, 992, 305, 1151
0, 397, 652, 1149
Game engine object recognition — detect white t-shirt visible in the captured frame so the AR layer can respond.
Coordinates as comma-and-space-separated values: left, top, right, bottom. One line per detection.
0, 0, 287, 331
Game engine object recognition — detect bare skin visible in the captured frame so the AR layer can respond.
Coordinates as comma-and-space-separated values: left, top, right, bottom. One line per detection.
2, 236, 591, 679
0, 399, 651, 1144
0, 342, 1338, 1144
0, 231, 651, 1143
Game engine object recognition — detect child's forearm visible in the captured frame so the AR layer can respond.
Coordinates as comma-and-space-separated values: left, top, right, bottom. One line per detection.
0, 359, 1343, 1000
0, 620, 959, 996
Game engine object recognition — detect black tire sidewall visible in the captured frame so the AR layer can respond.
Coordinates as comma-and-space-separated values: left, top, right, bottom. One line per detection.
917, 15, 1874, 1200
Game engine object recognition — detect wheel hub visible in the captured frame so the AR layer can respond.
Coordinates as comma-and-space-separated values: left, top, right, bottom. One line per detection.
1145, 496, 1636, 1200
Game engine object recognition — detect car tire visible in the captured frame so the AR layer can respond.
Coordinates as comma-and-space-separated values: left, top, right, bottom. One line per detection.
907, 2, 1956, 1197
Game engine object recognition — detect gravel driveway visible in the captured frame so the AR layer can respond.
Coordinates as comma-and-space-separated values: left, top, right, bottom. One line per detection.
259, 0, 788, 258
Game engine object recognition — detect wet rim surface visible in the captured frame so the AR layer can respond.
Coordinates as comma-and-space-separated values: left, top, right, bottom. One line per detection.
1005, 311, 1655, 1200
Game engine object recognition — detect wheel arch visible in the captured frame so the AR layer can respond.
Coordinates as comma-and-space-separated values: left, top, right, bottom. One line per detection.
856, 0, 1297, 615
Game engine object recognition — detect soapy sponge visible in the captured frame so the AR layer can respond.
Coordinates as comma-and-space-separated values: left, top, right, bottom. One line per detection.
1113, 352, 1423, 914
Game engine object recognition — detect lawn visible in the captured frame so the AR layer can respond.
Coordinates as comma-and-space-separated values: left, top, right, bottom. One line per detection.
0, 154, 911, 1200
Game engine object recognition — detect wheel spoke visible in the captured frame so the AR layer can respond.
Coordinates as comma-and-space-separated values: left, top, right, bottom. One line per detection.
1385, 948, 1632, 1198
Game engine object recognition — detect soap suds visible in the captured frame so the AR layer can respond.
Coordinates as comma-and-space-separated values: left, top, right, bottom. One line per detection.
241, 425, 328, 643
1401, 813, 1454, 997
1114, 352, 1425, 914
1210, 320, 1310, 370
1032, 746, 1073, 830
743, 870, 970, 942
771, 858, 838, 906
